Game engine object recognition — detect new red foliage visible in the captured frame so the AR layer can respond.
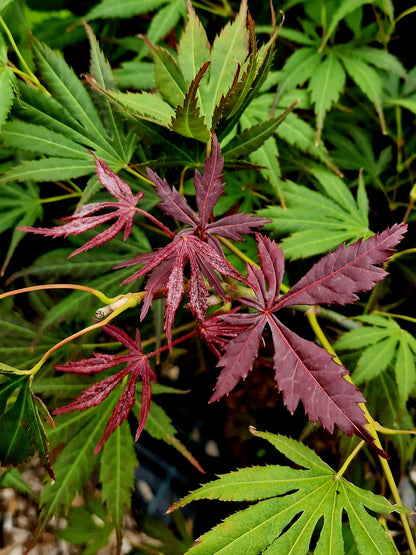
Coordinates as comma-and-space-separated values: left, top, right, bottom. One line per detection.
117, 135, 269, 345
210, 227, 406, 457
53, 325, 156, 454
19, 155, 144, 257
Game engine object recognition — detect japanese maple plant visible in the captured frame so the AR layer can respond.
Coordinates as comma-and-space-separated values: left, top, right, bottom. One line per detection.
1, 137, 410, 552
0, 0, 415, 553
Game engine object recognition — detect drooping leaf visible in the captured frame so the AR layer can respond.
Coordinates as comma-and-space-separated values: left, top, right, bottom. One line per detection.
137, 399, 204, 472
0, 375, 54, 479
258, 166, 370, 258
339, 52, 386, 134
29, 396, 114, 549
171, 431, 401, 554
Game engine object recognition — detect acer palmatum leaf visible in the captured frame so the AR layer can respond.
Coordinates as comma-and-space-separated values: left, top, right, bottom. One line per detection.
117, 135, 268, 345
53, 325, 156, 454
119, 234, 244, 346
275, 223, 407, 309
211, 229, 407, 457
19, 155, 144, 257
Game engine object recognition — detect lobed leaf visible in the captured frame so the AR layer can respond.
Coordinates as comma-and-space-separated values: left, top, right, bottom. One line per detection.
277, 223, 407, 308
170, 61, 211, 141
171, 431, 400, 555
100, 420, 136, 539
258, 168, 370, 259
309, 50, 345, 145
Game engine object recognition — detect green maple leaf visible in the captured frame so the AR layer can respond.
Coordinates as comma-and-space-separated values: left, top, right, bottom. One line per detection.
335, 315, 416, 406
258, 165, 370, 259
171, 430, 403, 555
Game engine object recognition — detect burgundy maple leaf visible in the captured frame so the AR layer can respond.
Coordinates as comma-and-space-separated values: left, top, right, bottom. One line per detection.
53, 324, 156, 454
117, 135, 269, 345
19, 155, 145, 257
210, 225, 407, 457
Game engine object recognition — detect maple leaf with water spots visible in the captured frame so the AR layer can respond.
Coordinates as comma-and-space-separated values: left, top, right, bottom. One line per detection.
53, 325, 156, 454
19, 155, 144, 257
211, 225, 407, 457
117, 135, 269, 345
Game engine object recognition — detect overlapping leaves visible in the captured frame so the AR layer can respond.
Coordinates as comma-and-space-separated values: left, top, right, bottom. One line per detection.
118, 135, 268, 344
210, 225, 406, 455
171, 430, 403, 554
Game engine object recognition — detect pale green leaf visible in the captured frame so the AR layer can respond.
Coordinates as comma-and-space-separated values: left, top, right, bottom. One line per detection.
0, 58, 14, 130
310, 50, 345, 144
86, 0, 167, 20
352, 46, 407, 78
395, 337, 416, 408
384, 98, 416, 116
84, 22, 127, 157
113, 60, 155, 90
178, 1, 211, 86
199, 0, 249, 127
144, 38, 186, 107
98, 90, 175, 126
173, 432, 399, 555
335, 316, 416, 406
100, 420, 136, 534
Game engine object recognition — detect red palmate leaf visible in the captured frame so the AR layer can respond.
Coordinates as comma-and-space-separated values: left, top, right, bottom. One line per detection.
19, 155, 144, 257
53, 325, 156, 453
210, 227, 407, 457
117, 135, 269, 345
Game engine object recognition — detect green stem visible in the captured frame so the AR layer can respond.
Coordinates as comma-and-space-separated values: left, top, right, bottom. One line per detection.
0, 15, 49, 95
124, 164, 153, 186
38, 193, 81, 204
372, 310, 416, 325
307, 310, 416, 554
29, 293, 141, 377
0, 283, 115, 305
337, 440, 365, 478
